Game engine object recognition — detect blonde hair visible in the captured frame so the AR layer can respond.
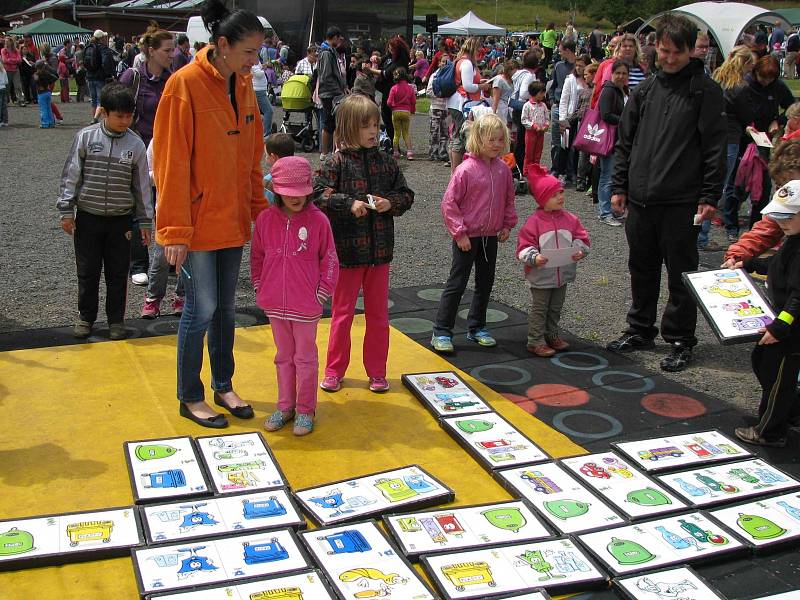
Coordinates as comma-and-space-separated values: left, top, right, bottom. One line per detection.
786, 101, 800, 121
713, 45, 755, 90
457, 37, 482, 63
333, 94, 381, 149
616, 33, 642, 65
466, 113, 509, 156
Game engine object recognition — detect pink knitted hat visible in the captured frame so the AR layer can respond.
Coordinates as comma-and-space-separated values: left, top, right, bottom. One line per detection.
271, 156, 313, 197
525, 163, 563, 208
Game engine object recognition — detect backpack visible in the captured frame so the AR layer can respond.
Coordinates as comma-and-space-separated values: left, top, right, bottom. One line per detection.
84, 43, 100, 73
432, 59, 458, 98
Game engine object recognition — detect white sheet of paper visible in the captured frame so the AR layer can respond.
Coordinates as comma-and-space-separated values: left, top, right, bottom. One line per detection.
748, 128, 774, 148
539, 247, 578, 268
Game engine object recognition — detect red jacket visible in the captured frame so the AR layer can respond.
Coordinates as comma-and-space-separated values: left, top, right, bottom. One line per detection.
724, 217, 783, 262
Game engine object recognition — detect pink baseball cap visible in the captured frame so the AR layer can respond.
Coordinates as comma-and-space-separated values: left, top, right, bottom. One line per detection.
271, 156, 314, 197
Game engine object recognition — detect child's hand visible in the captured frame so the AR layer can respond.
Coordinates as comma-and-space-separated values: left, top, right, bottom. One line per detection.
498, 228, 510, 242
534, 254, 548, 267
572, 249, 585, 261
141, 229, 152, 246
758, 329, 779, 345
60, 217, 75, 235
351, 200, 369, 217
721, 258, 743, 269
373, 196, 392, 213
456, 236, 472, 251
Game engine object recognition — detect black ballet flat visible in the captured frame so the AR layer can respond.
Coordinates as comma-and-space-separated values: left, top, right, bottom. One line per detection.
214, 392, 255, 419
180, 403, 229, 429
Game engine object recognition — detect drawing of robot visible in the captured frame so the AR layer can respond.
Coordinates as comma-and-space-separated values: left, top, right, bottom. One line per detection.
175, 546, 218, 579
207, 437, 255, 451
635, 576, 698, 598
516, 549, 567, 581
177, 504, 218, 532
307, 489, 376, 518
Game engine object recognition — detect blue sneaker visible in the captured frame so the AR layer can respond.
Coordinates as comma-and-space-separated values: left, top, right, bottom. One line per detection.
467, 329, 496, 347
431, 335, 454, 353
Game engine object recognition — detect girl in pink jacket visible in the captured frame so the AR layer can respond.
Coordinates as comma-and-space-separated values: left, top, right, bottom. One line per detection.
432, 113, 518, 353
251, 157, 339, 436
387, 67, 416, 159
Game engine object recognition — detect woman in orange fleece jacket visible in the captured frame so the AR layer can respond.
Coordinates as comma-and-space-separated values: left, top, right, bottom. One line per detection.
153, 0, 268, 428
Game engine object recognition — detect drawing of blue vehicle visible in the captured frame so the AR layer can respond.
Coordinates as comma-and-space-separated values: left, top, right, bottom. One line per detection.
176, 546, 217, 578
242, 538, 289, 564
318, 529, 371, 554
242, 497, 288, 519
142, 469, 186, 489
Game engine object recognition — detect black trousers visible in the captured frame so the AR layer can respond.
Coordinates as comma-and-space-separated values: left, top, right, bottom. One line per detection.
624, 202, 699, 345
434, 236, 498, 337
380, 93, 394, 149
512, 108, 526, 172
74, 210, 132, 324
130, 191, 154, 275
752, 341, 800, 440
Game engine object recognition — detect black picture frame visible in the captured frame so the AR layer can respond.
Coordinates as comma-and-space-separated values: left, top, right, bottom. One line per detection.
401, 371, 494, 418
613, 565, 726, 600
489, 591, 553, 600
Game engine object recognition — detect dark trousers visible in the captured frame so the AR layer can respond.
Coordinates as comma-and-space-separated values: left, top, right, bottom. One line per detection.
380, 93, 394, 149
74, 210, 132, 325
434, 236, 498, 337
624, 202, 699, 345
752, 341, 800, 440
512, 108, 526, 171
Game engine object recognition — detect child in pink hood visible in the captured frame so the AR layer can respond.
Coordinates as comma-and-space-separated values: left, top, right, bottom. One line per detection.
251, 157, 339, 436
517, 164, 590, 357
387, 67, 417, 159
432, 112, 518, 353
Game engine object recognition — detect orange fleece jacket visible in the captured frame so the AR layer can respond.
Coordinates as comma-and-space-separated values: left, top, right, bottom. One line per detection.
153, 46, 267, 250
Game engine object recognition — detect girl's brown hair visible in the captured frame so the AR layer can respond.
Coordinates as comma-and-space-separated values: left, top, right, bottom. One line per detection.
770, 138, 800, 186
334, 94, 381, 149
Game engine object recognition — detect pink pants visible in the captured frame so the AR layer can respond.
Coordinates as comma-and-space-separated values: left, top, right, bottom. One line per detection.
270, 318, 319, 415
325, 263, 390, 379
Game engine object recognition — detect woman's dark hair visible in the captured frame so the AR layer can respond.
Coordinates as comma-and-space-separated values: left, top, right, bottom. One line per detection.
656, 13, 697, 52
546, 22, 555, 30
522, 48, 540, 69
576, 53, 591, 65
611, 59, 630, 74
100, 82, 136, 113
201, 0, 263, 46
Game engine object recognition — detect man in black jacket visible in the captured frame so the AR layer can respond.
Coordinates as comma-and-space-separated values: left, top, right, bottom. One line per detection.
607, 13, 727, 372
86, 30, 117, 124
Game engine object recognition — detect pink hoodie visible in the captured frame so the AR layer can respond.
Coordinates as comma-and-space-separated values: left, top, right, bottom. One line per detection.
441, 153, 518, 241
387, 79, 417, 113
251, 203, 339, 322
517, 208, 590, 288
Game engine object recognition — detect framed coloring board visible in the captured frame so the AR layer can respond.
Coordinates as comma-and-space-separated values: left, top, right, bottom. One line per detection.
194, 432, 287, 495
401, 371, 493, 417
494, 462, 625, 535
383, 500, 553, 560
440, 413, 549, 472
682, 268, 775, 344
577, 512, 746, 577
708, 490, 800, 551
613, 566, 726, 600
300, 520, 437, 600
612, 430, 752, 474
292, 465, 454, 526
488, 592, 552, 600
124, 436, 211, 504
132, 528, 310, 596
141, 489, 306, 544
560, 452, 687, 520
419, 537, 606, 599
0, 506, 143, 571
145, 569, 337, 599
656, 458, 800, 508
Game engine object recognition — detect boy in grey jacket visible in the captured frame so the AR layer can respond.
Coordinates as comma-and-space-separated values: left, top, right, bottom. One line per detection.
57, 83, 152, 340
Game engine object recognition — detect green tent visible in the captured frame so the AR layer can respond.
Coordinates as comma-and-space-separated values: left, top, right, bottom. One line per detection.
6, 18, 91, 36
778, 8, 800, 27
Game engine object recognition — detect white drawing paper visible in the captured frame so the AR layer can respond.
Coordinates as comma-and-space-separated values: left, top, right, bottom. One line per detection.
539, 247, 579, 269
657, 458, 799, 507
442, 413, 549, 470
561, 452, 686, 519
421, 538, 605, 599
683, 269, 775, 343
147, 570, 336, 599
301, 520, 435, 600
384, 500, 552, 557
493, 593, 551, 600
495, 463, 625, 534
614, 430, 752, 473
402, 372, 493, 417
293, 465, 452, 526
195, 433, 286, 494
578, 512, 744, 576
142, 489, 304, 543
0, 507, 141, 569
133, 528, 309, 595
709, 490, 800, 548
125, 436, 210, 503
615, 566, 724, 600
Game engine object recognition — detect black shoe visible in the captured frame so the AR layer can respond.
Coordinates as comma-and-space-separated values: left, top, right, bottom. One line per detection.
179, 402, 229, 428
660, 342, 693, 372
214, 392, 254, 419
606, 333, 655, 353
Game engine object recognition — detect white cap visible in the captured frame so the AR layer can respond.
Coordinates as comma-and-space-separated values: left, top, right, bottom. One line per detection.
761, 180, 800, 220
93, 29, 108, 39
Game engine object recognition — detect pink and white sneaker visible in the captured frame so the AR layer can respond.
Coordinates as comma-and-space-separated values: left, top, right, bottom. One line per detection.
171, 296, 185, 316
141, 297, 161, 319
368, 377, 390, 393
320, 375, 342, 392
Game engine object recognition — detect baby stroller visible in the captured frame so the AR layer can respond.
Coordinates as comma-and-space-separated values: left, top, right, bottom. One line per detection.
278, 74, 317, 152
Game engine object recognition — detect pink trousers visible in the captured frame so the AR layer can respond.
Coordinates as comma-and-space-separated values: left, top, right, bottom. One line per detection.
325, 263, 390, 379
270, 318, 319, 415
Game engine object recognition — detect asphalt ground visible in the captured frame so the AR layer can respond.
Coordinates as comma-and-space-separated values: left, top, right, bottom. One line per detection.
0, 99, 759, 414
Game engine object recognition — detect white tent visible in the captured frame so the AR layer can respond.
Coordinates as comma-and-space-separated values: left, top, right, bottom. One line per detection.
639, 2, 790, 59
437, 11, 506, 36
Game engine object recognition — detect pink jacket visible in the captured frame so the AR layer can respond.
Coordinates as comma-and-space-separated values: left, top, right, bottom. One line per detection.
735, 143, 769, 203
251, 203, 339, 322
517, 208, 590, 288
441, 153, 518, 240
387, 79, 417, 113
1, 48, 20, 72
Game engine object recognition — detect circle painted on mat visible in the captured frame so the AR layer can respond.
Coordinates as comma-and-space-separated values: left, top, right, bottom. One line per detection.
642, 393, 707, 418
355, 297, 395, 310
470, 364, 532, 386
550, 351, 609, 371
552, 409, 623, 440
145, 319, 180, 336
417, 288, 444, 302
457, 308, 508, 323
591, 370, 655, 393
234, 313, 258, 327
502, 393, 539, 415
526, 383, 590, 407
88, 325, 142, 343
389, 317, 433, 334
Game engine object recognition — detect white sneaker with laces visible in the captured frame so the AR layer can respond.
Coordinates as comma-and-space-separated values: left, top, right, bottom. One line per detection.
131, 273, 149, 286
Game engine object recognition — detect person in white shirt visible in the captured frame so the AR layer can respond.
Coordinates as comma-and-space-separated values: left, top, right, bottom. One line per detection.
510, 49, 543, 169
555, 54, 590, 183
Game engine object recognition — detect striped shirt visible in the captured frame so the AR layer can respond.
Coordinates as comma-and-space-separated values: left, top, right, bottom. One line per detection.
628, 65, 647, 89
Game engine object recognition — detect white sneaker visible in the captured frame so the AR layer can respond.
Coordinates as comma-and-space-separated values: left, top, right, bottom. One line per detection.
131, 273, 149, 286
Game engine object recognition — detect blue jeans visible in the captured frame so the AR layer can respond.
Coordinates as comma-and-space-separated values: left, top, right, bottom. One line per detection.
549, 105, 560, 169
598, 153, 614, 218
255, 89, 273, 140
177, 247, 243, 403
697, 218, 712, 248
146, 242, 185, 301
88, 79, 104, 109
37, 91, 53, 127
721, 143, 741, 235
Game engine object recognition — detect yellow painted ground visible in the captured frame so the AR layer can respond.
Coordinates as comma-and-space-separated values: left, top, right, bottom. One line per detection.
0, 316, 585, 599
